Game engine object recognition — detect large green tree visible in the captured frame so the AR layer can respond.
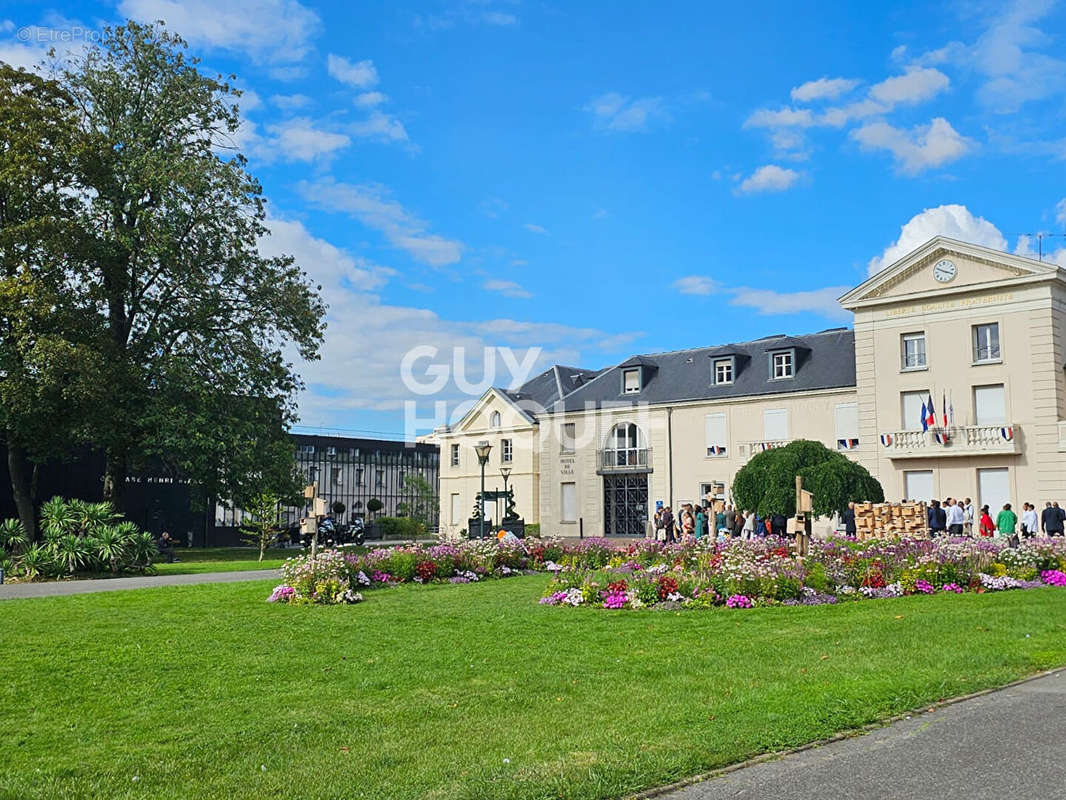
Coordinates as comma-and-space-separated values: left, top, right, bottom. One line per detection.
0, 22, 325, 523
0, 64, 106, 541
731, 439, 884, 518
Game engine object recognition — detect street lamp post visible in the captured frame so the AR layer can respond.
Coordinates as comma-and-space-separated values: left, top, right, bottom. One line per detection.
474, 440, 493, 539
500, 466, 512, 527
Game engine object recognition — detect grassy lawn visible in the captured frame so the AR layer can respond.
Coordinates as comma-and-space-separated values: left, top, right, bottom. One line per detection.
150, 547, 297, 575
2, 577, 1065, 800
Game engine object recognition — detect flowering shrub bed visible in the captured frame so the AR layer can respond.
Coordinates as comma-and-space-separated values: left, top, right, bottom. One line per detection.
540, 536, 1066, 611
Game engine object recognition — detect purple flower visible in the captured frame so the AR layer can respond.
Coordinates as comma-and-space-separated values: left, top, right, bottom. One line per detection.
1041, 569, 1066, 587
726, 594, 753, 609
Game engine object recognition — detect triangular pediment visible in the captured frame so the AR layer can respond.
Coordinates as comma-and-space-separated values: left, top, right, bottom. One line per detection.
839, 237, 1062, 308
453, 388, 537, 434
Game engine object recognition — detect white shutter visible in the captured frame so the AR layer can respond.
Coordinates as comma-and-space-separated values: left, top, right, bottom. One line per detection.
450, 493, 461, 524
901, 391, 927, 431
904, 470, 934, 502
974, 384, 1006, 425
978, 468, 1009, 512
834, 403, 858, 446
763, 409, 788, 441
560, 483, 577, 522
705, 412, 728, 456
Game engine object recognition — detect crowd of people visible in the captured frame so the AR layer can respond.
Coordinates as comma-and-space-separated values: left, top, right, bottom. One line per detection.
652, 503, 789, 543
653, 496, 1066, 544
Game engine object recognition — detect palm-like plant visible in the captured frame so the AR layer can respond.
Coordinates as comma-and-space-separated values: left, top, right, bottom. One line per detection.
72, 500, 120, 534
127, 531, 158, 573
91, 525, 131, 574
0, 519, 27, 552
39, 496, 77, 541
50, 534, 93, 575
16, 544, 53, 580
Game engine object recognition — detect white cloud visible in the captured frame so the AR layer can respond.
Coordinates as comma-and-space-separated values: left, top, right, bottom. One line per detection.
850, 117, 972, 175
743, 106, 816, 129
672, 276, 719, 295
523, 223, 548, 235
868, 67, 950, 106
867, 204, 1007, 275
119, 0, 320, 62
584, 92, 668, 132
729, 286, 852, 320
790, 77, 860, 102
735, 164, 802, 194
1014, 234, 1066, 267
271, 93, 311, 111
299, 179, 464, 267
261, 117, 350, 162
262, 216, 396, 291
355, 91, 387, 108
350, 111, 409, 143
327, 54, 379, 88
1057, 198, 1066, 227
483, 279, 532, 298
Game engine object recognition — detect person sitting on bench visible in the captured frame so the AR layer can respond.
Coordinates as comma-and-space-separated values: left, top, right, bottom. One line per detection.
156, 531, 179, 563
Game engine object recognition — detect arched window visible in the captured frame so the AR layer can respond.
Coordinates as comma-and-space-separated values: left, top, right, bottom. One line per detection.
603, 422, 647, 467
489, 410, 501, 428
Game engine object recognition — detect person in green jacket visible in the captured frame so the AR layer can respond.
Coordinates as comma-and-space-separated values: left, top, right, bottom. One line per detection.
996, 503, 1017, 536
695, 506, 707, 539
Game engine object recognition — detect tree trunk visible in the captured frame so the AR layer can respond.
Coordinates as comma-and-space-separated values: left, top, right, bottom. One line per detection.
7, 441, 36, 543
103, 450, 127, 511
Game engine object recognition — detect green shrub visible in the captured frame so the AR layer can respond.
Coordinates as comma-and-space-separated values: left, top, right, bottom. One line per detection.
377, 516, 425, 540
524, 523, 540, 536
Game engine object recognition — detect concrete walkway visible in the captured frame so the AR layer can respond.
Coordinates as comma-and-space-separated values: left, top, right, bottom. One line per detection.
653, 669, 1066, 800
0, 568, 279, 600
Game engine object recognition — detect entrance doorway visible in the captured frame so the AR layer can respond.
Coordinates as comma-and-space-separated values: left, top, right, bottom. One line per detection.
603, 474, 648, 536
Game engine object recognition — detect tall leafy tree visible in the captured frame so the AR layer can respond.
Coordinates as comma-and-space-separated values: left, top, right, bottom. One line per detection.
54, 22, 325, 507
0, 64, 105, 541
731, 439, 884, 518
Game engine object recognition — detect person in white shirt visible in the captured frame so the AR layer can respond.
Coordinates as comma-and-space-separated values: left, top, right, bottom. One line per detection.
1021, 502, 1039, 538
963, 497, 975, 537
741, 511, 755, 540
946, 498, 965, 536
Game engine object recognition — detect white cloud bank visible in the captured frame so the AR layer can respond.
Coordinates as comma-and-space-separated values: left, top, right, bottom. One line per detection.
850, 117, 973, 175
735, 164, 802, 194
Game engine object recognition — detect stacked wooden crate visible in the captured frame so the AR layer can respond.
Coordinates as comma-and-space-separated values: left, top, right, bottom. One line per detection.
853, 501, 929, 539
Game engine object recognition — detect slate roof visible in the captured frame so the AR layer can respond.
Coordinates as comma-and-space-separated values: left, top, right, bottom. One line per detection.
501, 365, 603, 413
553, 328, 856, 412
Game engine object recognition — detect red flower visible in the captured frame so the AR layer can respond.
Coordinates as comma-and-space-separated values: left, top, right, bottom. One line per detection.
657, 575, 679, 599
415, 561, 437, 581
607, 579, 628, 593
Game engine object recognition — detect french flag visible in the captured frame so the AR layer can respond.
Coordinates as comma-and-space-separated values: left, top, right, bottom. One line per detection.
926, 395, 936, 430
920, 399, 929, 432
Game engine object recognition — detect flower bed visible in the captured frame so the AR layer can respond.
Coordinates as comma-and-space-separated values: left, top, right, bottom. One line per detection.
539, 536, 1066, 610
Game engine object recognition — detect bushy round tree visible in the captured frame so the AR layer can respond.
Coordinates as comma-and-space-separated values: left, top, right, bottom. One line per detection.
731, 440, 884, 518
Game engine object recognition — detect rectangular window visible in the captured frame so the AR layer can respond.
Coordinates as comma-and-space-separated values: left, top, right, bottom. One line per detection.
450, 443, 459, 467
974, 384, 1006, 425
501, 438, 513, 462
331, 466, 342, 486
450, 493, 461, 525
622, 368, 641, 393
763, 408, 788, 441
375, 469, 384, 488
326, 446, 337, 457
901, 391, 928, 431
973, 323, 1001, 363
561, 423, 576, 453
978, 468, 1009, 514
904, 470, 934, 503
560, 482, 577, 522
771, 351, 794, 379
901, 332, 927, 370
705, 412, 728, 457
713, 358, 733, 385
834, 402, 859, 450
307, 466, 318, 484
299, 444, 314, 455
355, 467, 364, 486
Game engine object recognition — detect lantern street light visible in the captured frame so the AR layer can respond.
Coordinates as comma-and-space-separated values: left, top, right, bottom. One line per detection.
500, 466, 512, 529
474, 440, 493, 539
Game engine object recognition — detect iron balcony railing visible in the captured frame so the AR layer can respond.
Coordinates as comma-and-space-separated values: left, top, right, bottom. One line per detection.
597, 447, 653, 474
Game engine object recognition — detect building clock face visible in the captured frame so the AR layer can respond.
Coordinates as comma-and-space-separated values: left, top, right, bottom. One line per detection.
932, 259, 957, 283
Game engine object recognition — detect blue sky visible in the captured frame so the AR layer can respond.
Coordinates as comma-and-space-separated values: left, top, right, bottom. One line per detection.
3, 0, 1066, 438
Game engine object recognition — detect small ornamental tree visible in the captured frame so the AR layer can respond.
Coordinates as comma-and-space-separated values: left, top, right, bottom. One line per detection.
239, 492, 280, 562
731, 439, 884, 518
366, 498, 384, 518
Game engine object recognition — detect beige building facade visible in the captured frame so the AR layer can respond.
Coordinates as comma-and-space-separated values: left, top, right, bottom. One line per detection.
437, 237, 1066, 536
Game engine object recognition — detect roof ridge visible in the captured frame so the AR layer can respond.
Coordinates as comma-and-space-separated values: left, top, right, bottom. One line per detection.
619, 326, 853, 360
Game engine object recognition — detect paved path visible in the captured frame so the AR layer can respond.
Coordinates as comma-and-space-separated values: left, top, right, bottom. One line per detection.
0, 568, 280, 600
655, 669, 1066, 800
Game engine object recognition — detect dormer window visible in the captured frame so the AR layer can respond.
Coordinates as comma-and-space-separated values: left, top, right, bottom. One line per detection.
713, 358, 734, 385
770, 350, 794, 380
622, 368, 641, 394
